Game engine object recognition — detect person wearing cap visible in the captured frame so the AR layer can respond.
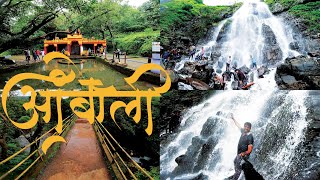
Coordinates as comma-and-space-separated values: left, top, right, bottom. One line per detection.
229, 113, 254, 180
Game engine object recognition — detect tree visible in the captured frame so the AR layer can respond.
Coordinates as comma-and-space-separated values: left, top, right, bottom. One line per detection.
0, 0, 85, 53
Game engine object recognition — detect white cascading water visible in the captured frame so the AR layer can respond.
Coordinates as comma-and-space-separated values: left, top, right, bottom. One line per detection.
160, 91, 309, 180
177, 0, 304, 90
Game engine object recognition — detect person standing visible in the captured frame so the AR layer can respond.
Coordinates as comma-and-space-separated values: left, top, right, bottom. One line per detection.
41, 50, 45, 60
201, 47, 205, 59
227, 56, 232, 71
229, 113, 254, 180
189, 45, 196, 60
36, 49, 41, 60
251, 55, 257, 69
27, 49, 31, 62
24, 50, 29, 63
32, 49, 37, 61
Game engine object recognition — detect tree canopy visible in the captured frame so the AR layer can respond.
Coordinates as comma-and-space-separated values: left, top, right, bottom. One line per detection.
0, 0, 159, 55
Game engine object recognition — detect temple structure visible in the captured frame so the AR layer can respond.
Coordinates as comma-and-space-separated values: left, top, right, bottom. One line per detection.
43, 29, 106, 56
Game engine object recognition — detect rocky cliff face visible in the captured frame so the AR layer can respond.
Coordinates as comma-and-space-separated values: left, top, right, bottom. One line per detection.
159, 91, 214, 135
275, 52, 320, 89
161, 91, 320, 180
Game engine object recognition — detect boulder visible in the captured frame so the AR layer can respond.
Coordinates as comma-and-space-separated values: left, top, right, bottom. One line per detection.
186, 78, 211, 90
0, 58, 16, 65
192, 71, 210, 83
275, 55, 320, 89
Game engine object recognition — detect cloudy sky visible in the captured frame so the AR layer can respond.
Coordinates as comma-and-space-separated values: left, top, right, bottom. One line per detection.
127, 0, 149, 7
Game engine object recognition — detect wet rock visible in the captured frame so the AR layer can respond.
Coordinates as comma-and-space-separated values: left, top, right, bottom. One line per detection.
203, 103, 210, 108
239, 65, 251, 74
193, 137, 218, 172
200, 117, 219, 138
178, 62, 196, 75
178, 82, 194, 90
216, 69, 222, 74
212, 51, 221, 58
281, 75, 298, 85
0, 58, 16, 65
289, 41, 300, 50
191, 173, 209, 180
186, 78, 211, 90
192, 71, 210, 83
218, 60, 224, 69
308, 51, 320, 58
175, 155, 188, 165
257, 66, 269, 77
172, 136, 205, 175
262, 24, 283, 65
275, 55, 320, 89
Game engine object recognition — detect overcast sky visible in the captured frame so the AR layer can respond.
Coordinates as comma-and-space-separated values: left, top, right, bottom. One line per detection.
127, 0, 149, 7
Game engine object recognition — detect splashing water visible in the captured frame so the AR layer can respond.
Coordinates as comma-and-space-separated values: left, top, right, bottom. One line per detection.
160, 91, 309, 180
177, 0, 304, 90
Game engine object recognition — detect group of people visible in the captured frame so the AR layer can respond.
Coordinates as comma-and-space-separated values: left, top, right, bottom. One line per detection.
212, 55, 258, 90
162, 48, 183, 69
24, 49, 45, 63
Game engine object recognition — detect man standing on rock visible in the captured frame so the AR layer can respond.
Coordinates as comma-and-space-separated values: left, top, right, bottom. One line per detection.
229, 113, 254, 180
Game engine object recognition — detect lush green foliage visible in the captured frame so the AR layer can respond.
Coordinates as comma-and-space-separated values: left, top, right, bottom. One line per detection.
114, 29, 160, 56
288, 1, 320, 33
134, 166, 160, 180
0, 97, 73, 178
0, 0, 159, 56
160, 0, 240, 48
265, 0, 320, 33
265, 0, 298, 10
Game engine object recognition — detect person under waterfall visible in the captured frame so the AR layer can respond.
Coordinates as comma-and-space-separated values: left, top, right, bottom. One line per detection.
251, 55, 257, 69
226, 56, 232, 71
229, 113, 254, 180
235, 69, 246, 89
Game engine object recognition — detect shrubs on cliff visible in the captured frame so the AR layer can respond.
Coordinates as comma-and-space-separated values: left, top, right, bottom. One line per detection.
288, 1, 320, 33
160, 0, 241, 49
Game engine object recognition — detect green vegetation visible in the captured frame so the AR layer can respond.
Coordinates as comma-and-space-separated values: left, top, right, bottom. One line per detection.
288, 1, 320, 33
94, 96, 160, 178
160, 0, 241, 49
0, 97, 73, 179
0, 0, 159, 56
265, 0, 320, 33
114, 29, 160, 56
265, 0, 298, 10
134, 166, 160, 180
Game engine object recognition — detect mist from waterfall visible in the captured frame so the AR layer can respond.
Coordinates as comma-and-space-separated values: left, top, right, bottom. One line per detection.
160, 91, 309, 180
174, 0, 307, 90
201, 0, 301, 67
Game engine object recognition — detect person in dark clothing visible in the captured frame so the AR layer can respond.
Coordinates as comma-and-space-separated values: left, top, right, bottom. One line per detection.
229, 113, 254, 180
24, 50, 29, 63
235, 69, 246, 89
32, 50, 37, 61
163, 50, 170, 60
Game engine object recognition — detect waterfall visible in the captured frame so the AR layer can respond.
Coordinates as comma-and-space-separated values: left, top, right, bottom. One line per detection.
202, 0, 301, 67
160, 91, 310, 180
174, 0, 308, 90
